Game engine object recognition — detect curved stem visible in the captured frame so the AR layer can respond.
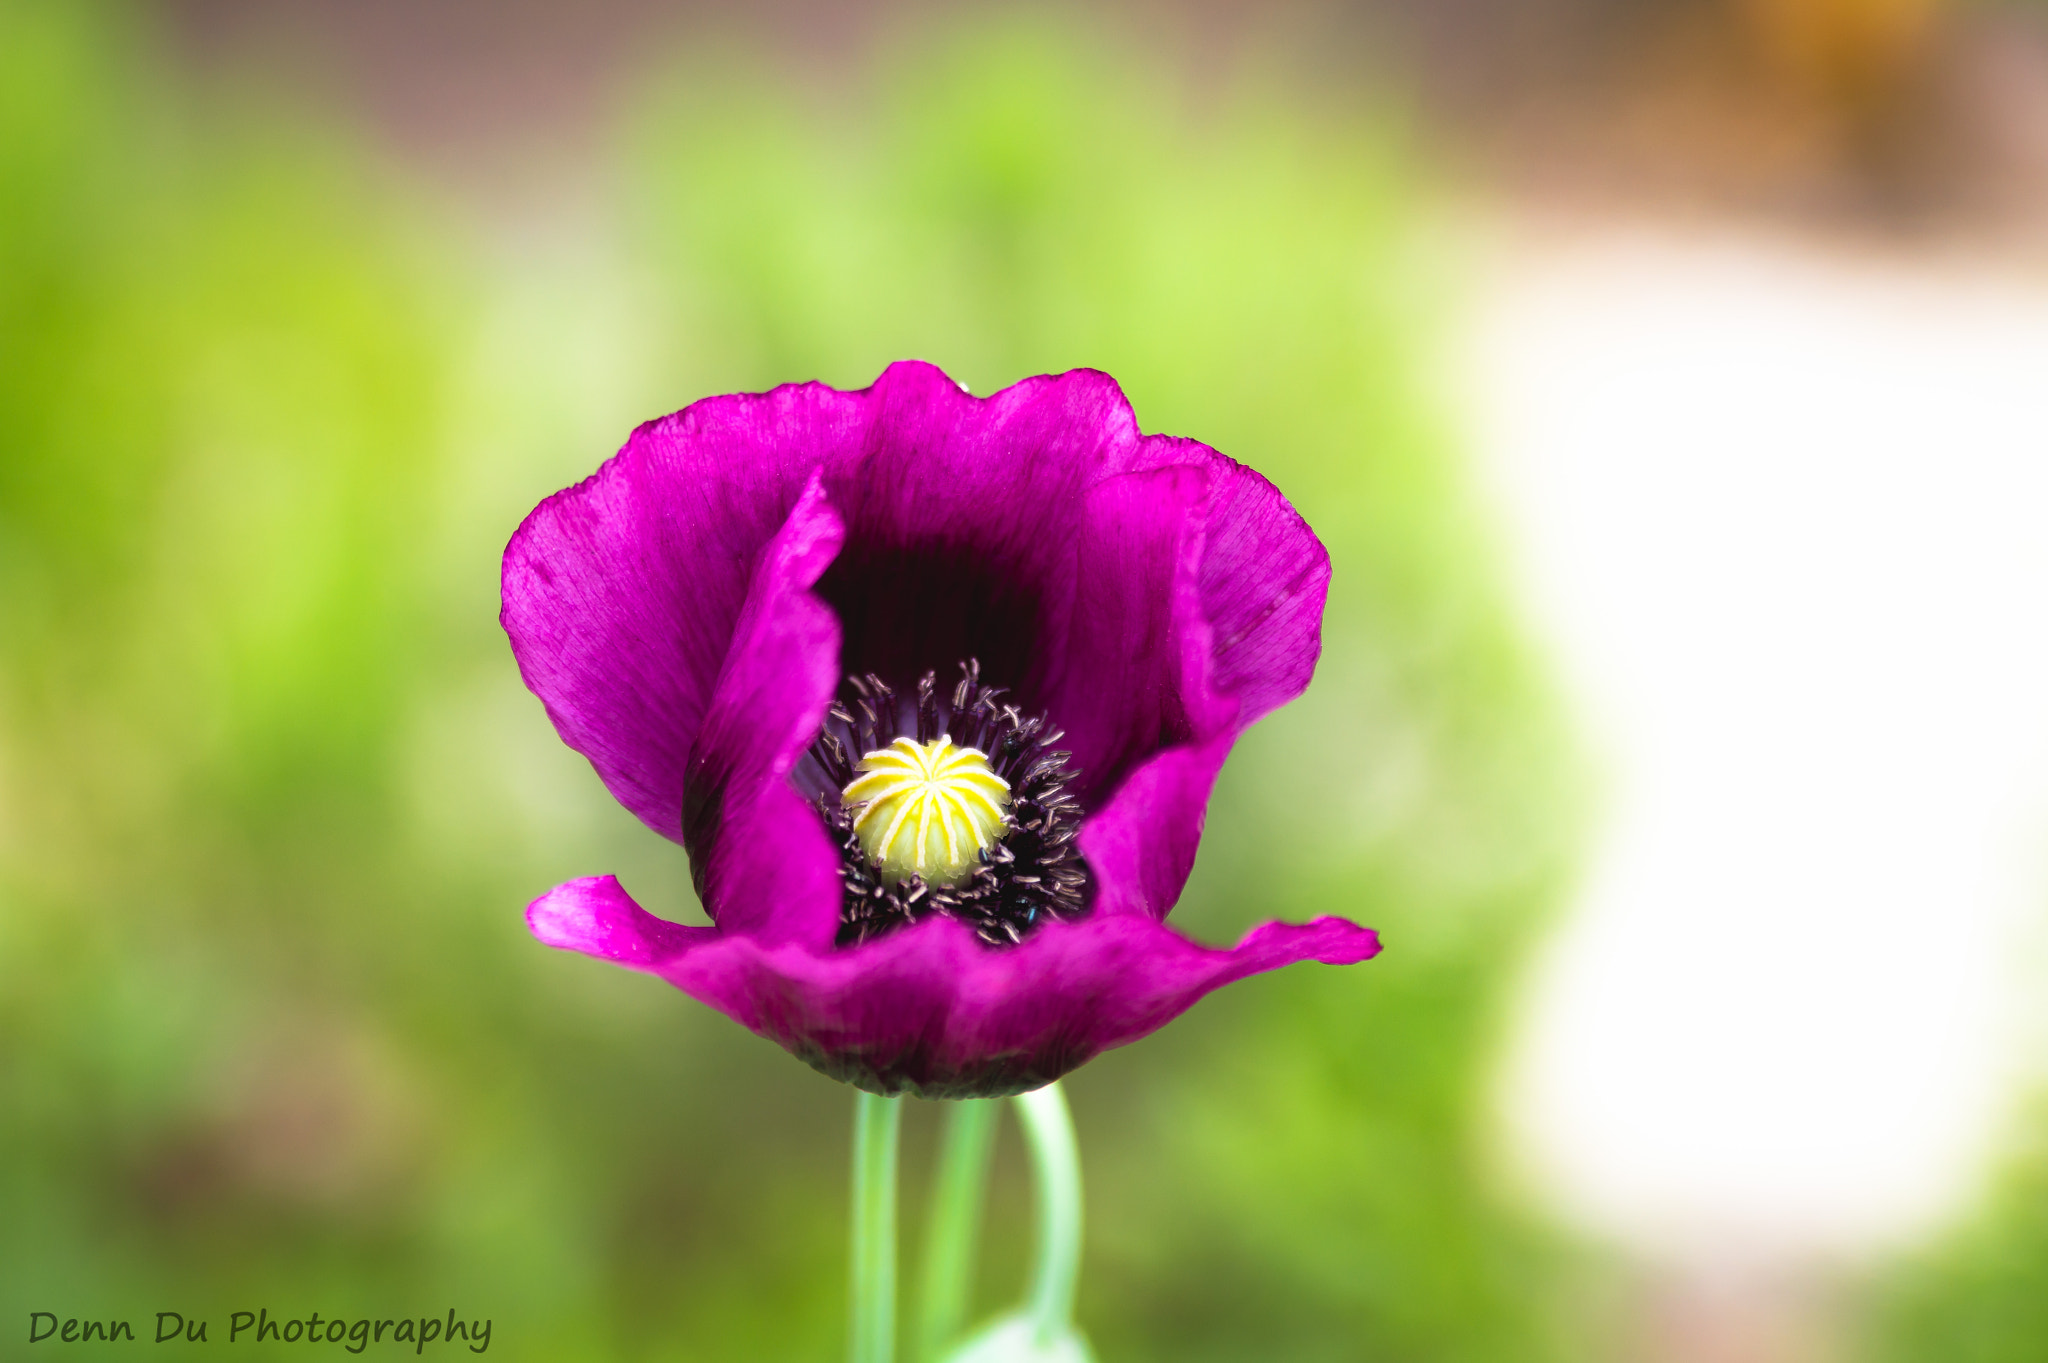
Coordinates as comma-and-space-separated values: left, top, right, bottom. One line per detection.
1013, 1082, 1083, 1348
918, 1099, 1000, 1361
851, 1091, 904, 1363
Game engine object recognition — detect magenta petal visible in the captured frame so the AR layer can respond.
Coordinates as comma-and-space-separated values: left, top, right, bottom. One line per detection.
1036, 463, 1229, 813
1076, 456, 1333, 920
681, 471, 846, 947
501, 383, 866, 842
528, 875, 720, 963
1078, 731, 1235, 921
814, 364, 1132, 716
1195, 459, 1333, 728
529, 875, 1380, 1097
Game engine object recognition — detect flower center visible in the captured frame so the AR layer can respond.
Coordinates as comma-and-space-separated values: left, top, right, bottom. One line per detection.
803, 661, 1091, 948
842, 736, 1011, 888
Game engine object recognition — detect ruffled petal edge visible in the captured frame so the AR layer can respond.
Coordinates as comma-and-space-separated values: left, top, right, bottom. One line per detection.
528, 875, 1379, 1098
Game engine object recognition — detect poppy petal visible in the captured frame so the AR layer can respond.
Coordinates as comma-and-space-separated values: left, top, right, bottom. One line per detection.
530, 875, 1380, 1098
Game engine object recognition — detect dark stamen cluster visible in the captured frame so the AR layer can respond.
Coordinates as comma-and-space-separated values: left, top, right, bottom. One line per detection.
807, 661, 1090, 948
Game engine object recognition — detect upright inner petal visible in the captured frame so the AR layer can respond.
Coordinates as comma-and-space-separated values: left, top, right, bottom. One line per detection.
843, 736, 1011, 888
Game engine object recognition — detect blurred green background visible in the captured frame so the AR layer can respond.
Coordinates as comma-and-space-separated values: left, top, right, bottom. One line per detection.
5, 1, 2047, 1360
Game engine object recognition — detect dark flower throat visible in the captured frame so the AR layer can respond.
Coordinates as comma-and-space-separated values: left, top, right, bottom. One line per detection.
806, 661, 1091, 948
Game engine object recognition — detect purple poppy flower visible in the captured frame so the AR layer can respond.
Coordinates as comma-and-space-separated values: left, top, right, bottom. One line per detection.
503, 361, 1379, 1097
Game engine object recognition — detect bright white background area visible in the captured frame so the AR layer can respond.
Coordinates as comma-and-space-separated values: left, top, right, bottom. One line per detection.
1475, 228, 2048, 1258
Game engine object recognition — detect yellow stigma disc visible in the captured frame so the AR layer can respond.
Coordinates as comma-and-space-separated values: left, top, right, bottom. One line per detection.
841, 736, 1011, 888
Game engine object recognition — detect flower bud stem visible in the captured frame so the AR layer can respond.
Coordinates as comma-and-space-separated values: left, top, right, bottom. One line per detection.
1015, 1082, 1083, 1347
851, 1091, 904, 1363
918, 1099, 1000, 1361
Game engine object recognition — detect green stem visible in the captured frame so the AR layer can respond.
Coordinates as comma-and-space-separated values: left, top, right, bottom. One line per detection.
918, 1099, 1000, 1361
1014, 1082, 1083, 1348
851, 1091, 904, 1363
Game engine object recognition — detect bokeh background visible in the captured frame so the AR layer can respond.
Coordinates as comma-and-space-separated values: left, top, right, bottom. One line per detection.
5, 1, 2048, 1359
